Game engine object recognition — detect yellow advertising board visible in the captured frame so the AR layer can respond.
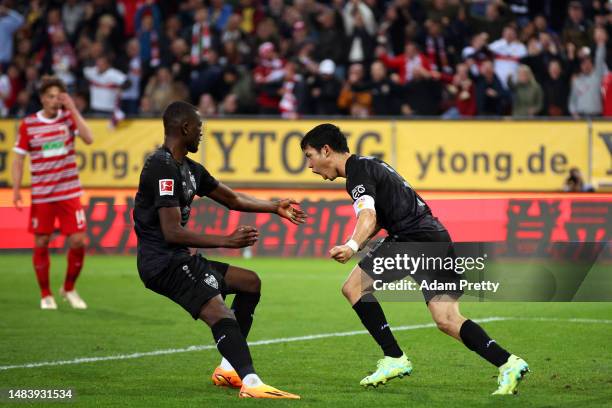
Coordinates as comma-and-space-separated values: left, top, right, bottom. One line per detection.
395, 121, 589, 190
0, 119, 165, 187
591, 122, 612, 190
203, 120, 392, 185
0, 118, 605, 191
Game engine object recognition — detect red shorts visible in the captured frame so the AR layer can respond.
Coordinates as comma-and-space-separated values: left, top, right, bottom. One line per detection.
29, 197, 87, 236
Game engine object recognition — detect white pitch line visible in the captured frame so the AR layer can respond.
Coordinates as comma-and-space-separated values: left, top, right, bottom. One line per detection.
0, 316, 609, 371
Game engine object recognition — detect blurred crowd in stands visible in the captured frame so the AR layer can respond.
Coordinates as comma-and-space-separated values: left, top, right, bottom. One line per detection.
0, 0, 610, 119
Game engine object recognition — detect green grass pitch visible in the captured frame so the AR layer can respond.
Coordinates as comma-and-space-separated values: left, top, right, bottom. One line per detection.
0, 254, 611, 407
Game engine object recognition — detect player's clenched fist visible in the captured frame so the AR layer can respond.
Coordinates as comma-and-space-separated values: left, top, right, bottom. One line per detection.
329, 245, 355, 264
226, 225, 259, 248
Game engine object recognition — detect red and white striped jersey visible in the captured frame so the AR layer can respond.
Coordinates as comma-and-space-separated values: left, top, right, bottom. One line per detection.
14, 110, 83, 204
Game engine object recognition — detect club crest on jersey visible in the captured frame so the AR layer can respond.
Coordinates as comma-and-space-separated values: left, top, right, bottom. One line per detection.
351, 184, 366, 200
159, 179, 174, 196
203, 274, 219, 289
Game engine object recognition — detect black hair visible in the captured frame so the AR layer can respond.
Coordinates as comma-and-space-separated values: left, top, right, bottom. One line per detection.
301, 123, 349, 153
162, 101, 198, 132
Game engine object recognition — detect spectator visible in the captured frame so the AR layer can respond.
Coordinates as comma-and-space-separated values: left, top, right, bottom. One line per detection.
562, 1, 593, 50
508, 64, 543, 117
279, 61, 301, 119
343, 0, 376, 39
345, 4, 376, 65
425, 0, 459, 23
489, 25, 528, 88
197, 93, 217, 117
378, 41, 431, 84
314, 8, 347, 66
190, 49, 224, 103
602, 71, 612, 117
338, 63, 371, 117
62, 0, 85, 41
209, 0, 233, 32
568, 27, 608, 117
143, 66, 188, 114
168, 38, 191, 84
0, 4, 24, 69
563, 168, 595, 192
368, 61, 402, 115
121, 38, 142, 115
48, 29, 77, 90
383, 0, 424, 56
220, 13, 247, 47
542, 59, 570, 116
305, 59, 342, 116
253, 42, 285, 114
462, 32, 494, 76
444, 62, 476, 118
83, 56, 129, 116
467, 1, 511, 41
9, 89, 31, 117
219, 93, 239, 116
189, 7, 218, 68
4, 64, 22, 112
402, 67, 443, 116
136, 2, 163, 69
236, 0, 264, 35
0, 67, 10, 117
475, 60, 509, 116
421, 19, 455, 79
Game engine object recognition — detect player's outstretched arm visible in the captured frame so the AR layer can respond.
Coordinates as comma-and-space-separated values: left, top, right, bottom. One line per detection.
59, 92, 94, 145
329, 209, 378, 264
158, 206, 258, 248
207, 183, 307, 225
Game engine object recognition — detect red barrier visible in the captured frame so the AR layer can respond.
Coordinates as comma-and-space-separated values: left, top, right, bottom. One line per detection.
0, 189, 609, 255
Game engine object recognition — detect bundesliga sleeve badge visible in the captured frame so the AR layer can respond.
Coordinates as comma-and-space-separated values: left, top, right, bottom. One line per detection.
159, 179, 174, 196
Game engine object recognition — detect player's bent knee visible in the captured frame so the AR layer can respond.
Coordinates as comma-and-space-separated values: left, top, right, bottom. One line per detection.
341, 281, 355, 300
249, 271, 261, 293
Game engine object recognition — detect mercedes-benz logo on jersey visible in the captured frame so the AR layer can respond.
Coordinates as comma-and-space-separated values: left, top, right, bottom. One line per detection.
351, 184, 366, 200
203, 273, 219, 289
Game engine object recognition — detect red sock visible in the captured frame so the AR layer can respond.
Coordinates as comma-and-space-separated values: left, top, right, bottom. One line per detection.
33, 246, 51, 297
64, 247, 85, 292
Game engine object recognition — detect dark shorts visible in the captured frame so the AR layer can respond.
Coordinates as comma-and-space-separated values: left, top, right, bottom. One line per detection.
359, 230, 463, 303
144, 253, 230, 319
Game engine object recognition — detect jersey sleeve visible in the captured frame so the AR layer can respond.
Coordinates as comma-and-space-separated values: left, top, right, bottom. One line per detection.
346, 159, 378, 215
196, 165, 220, 197
148, 156, 181, 209
346, 159, 377, 202
13, 121, 30, 155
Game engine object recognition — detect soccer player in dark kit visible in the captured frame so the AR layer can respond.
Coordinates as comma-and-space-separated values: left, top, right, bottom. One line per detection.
300, 123, 529, 395
133, 101, 305, 399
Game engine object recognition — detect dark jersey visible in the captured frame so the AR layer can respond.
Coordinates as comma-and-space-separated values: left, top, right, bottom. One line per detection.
134, 146, 219, 281
345, 154, 445, 236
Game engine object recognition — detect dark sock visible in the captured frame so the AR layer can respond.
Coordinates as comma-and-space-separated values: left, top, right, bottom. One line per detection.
352, 293, 403, 358
211, 318, 255, 379
459, 319, 511, 367
231, 292, 260, 338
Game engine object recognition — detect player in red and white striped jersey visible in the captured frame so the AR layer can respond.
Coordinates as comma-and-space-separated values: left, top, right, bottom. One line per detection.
11, 76, 94, 310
